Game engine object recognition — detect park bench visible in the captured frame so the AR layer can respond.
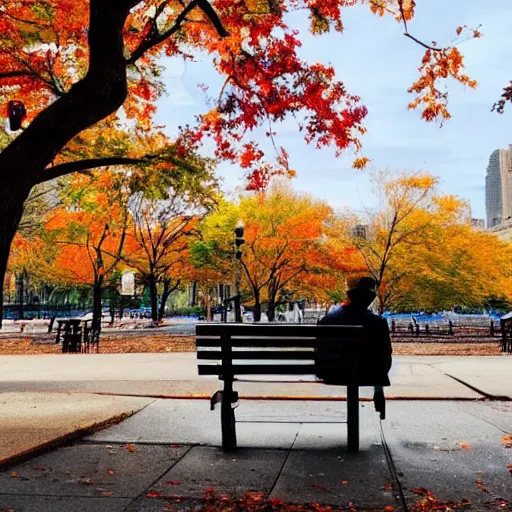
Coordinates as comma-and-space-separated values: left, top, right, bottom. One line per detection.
196, 323, 388, 453
55, 319, 100, 353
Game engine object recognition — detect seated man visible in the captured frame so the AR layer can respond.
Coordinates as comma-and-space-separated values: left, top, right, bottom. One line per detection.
318, 275, 392, 419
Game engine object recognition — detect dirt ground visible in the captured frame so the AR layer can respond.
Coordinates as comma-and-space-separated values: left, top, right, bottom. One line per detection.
0, 333, 505, 356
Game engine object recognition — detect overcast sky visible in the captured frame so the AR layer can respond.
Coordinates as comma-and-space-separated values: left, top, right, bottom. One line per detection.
154, 0, 512, 219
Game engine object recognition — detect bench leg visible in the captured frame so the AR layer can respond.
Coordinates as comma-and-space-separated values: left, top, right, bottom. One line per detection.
221, 379, 237, 451
347, 384, 359, 453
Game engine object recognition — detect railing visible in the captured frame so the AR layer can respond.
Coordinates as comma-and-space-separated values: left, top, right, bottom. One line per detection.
2, 304, 90, 320
500, 317, 512, 353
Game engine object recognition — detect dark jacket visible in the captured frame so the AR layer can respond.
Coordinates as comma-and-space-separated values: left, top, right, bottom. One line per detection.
317, 305, 392, 385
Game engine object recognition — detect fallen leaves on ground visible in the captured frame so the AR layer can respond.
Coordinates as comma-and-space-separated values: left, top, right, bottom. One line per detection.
475, 479, 490, 493
31, 465, 48, 471
107, 469, 115, 475
502, 435, 512, 448
508, 464, 512, 475
167, 480, 181, 485
10, 472, 19, 478
0, 334, 195, 355
0, 334, 504, 356
456, 441, 471, 450
409, 488, 471, 511
123, 444, 137, 452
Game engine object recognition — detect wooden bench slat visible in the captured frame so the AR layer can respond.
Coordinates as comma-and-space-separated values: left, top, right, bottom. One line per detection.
197, 350, 316, 360
198, 363, 317, 375
196, 338, 361, 348
196, 323, 364, 337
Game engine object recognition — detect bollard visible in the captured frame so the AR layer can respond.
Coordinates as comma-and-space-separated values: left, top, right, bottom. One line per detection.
490, 319, 494, 337
415, 324, 420, 337
448, 320, 454, 335
425, 324, 429, 335
391, 320, 396, 333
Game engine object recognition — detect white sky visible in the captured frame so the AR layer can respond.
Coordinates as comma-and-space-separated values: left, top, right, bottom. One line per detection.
154, 1, 512, 219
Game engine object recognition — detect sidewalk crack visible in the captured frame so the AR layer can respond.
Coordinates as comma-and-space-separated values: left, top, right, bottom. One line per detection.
121, 444, 193, 511
445, 374, 511, 401
266, 423, 301, 498
380, 421, 409, 512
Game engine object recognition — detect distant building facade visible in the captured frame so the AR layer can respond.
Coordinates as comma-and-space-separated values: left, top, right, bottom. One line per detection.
485, 148, 512, 228
352, 224, 369, 240
471, 218, 485, 229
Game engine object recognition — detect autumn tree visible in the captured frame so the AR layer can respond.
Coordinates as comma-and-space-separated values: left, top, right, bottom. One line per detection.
197, 185, 332, 321
124, 164, 218, 322
43, 171, 131, 332
345, 171, 455, 313
0, 0, 482, 325
392, 221, 512, 312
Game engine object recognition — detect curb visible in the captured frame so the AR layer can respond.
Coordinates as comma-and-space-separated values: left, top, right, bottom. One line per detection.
0, 410, 136, 471
89, 392, 491, 402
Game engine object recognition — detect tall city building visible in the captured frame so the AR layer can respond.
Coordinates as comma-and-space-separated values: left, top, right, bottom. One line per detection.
485, 148, 512, 228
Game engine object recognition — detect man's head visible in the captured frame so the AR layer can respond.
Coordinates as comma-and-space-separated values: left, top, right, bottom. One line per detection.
346, 275, 377, 309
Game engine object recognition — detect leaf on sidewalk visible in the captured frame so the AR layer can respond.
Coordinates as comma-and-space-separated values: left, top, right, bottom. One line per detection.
502, 435, 512, 448
456, 441, 471, 450
31, 465, 48, 471
476, 479, 490, 493
167, 480, 181, 485
10, 472, 19, 478
107, 469, 115, 475
124, 444, 137, 452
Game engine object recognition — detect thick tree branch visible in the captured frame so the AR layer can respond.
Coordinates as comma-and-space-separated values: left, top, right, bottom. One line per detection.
127, 0, 228, 65
37, 157, 144, 184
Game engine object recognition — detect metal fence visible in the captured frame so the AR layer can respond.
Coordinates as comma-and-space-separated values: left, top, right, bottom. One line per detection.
2, 304, 90, 320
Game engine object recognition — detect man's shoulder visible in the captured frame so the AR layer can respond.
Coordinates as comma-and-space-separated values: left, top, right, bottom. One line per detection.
318, 307, 347, 324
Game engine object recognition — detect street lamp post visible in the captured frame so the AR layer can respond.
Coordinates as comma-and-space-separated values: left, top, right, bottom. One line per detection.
234, 221, 245, 323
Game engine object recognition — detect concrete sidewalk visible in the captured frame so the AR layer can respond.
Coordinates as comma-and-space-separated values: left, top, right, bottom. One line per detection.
0, 399, 510, 511
0, 392, 153, 467
1, 354, 510, 399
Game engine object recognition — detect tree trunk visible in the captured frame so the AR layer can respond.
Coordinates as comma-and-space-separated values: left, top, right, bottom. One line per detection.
16, 273, 25, 320
92, 277, 103, 335
0, 184, 31, 328
0, 1, 135, 327
149, 276, 158, 322
158, 279, 172, 321
267, 302, 276, 322
253, 290, 261, 322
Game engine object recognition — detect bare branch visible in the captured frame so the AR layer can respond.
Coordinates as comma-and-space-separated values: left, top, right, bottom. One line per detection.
404, 32, 442, 52
0, 70, 33, 80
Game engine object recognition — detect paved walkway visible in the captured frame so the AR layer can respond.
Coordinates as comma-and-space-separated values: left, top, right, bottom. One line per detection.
0, 392, 152, 466
0, 354, 511, 399
0, 399, 510, 511
0, 354, 511, 510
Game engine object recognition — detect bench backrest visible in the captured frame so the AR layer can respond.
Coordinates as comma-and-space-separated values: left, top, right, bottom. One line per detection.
196, 323, 367, 381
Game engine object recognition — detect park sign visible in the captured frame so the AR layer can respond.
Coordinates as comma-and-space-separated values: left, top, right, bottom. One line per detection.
121, 271, 136, 296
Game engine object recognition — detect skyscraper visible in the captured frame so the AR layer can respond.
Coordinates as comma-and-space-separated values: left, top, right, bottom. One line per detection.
485, 148, 512, 229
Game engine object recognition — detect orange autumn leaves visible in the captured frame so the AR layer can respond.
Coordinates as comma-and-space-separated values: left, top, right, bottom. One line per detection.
0, 0, 482, 192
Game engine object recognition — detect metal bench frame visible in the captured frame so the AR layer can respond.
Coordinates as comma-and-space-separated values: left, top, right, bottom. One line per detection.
196, 323, 387, 453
